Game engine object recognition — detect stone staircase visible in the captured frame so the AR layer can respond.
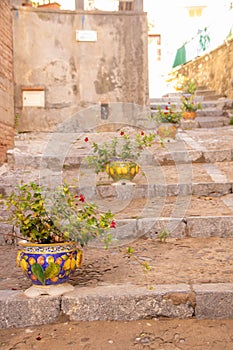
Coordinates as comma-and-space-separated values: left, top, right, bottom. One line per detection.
150, 88, 233, 129
1, 93, 233, 328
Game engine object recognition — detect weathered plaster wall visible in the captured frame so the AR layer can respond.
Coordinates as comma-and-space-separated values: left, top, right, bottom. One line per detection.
12, 7, 149, 131
0, 0, 14, 164
174, 38, 233, 99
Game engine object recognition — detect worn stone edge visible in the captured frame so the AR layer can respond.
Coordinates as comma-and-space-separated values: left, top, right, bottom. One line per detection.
1, 283, 233, 328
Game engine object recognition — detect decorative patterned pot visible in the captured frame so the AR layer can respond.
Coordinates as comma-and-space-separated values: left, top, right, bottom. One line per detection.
16, 241, 82, 286
105, 160, 139, 182
182, 111, 197, 120
157, 123, 178, 139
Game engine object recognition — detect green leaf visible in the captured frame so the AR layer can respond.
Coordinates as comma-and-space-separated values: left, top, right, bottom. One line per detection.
44, 263, 60, 280
31, 263, 45, 285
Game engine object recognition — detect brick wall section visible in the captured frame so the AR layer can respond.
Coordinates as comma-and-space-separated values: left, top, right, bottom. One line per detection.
0, 0, 14, 164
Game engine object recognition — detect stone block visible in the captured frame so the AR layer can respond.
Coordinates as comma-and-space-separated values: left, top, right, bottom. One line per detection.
62, 284, 194, 321
0, 290, 61, 328
194, 283, 233, 319
203, 150, 232, 163
139, 217, 187, 239
180, 120, 199, 129
186, 216, 233, 237
192, 182, 232, 196
110, 219, 139, 244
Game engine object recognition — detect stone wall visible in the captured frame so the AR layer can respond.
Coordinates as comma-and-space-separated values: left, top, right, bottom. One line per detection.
174, 38, 233, 99
12, 7, 149, 132
0, 0, 14, 164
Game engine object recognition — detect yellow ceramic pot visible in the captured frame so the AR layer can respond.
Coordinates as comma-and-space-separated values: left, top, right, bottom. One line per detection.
105, 160, 139, 182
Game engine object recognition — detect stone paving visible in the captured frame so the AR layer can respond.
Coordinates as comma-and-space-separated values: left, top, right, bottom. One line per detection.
1, 113, 233, 328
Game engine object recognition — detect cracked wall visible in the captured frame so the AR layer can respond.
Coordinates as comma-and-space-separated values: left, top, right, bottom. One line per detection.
12, 8, 149, 132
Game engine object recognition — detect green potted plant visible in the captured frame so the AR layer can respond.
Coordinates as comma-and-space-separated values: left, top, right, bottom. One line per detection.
2, 182, 115, 292
180, 79, 202, 119
152, 102, 182, 139
85, 129, 156, 182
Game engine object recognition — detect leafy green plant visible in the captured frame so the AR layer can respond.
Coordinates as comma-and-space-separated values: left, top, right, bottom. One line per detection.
152, 102, 182, 124
229, 116, 233, 125
158, 229, 168, 243
181, 94, 202, 112
180, 79, 202, 112
85, 130, 156, 174
182, 79, 198, 95
2, 182, 115, 247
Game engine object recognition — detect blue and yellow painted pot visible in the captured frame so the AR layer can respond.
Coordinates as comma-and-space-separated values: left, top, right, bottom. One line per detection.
16, 241, 82, 286
105, 160, 139, 182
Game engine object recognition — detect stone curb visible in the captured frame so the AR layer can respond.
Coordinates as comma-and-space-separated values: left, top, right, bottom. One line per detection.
1, 283, 233, 328
1, 216, 233, 244
1, 181, 232, 199
6, 148, 233, 170
95, 182, 233, 199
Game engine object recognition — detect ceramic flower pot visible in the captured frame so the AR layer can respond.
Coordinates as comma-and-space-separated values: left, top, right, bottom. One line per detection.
182, 111, 197, 120
105, 160, 139, 182
38, 2, 61, 9
16, 241, 82, 286
157, 123, 178, 139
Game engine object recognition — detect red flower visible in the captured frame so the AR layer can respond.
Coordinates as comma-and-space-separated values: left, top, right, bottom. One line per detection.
165, 105, 169, 110
84, 137, 89, 142
141, 131, 145, 135
110, 221, 116, 228
120, 131, 124, 136
79, 194, 85, 202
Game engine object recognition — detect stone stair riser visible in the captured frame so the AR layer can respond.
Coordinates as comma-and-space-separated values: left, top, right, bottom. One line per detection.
1, 215, 233, 245
6, 148, 233, 170
1, 283, 233, 328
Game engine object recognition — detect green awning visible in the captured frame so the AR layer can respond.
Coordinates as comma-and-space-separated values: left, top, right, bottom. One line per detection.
172, 45, 187, 68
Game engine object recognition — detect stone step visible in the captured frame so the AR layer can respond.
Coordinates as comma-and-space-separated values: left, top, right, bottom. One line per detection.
150, 100, 215, 109
2, 282, 232, 327
1, 158, 233, 196
5, 128, 233, 171
197, 108, 224, 117
202, 94, 227, 101
150, 108, 224, 117
150, 98, 232, 110
181, 116, 230, 129
196, 89, 217, 96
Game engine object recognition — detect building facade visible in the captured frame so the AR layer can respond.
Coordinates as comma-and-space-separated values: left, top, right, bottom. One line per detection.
12, 4, 149, 131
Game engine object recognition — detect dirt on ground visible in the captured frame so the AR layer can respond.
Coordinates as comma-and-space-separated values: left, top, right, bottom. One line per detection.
1, 318, 233, 350
1, 236, 233, 291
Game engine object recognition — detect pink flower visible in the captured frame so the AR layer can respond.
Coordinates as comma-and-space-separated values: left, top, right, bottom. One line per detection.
110, 221, 116, 228
84, 137, 89, 142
